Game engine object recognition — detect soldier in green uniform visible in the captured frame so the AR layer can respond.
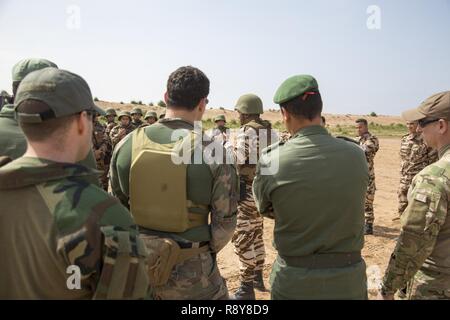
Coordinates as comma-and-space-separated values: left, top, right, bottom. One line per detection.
0, 68, 149, 299
0, 58, 57, 160
379, 91, 450, 300
356, 118, 380, 235
109, 111, 135, 149
253, 75, 369, 300
231, 94, 275, 300
131, 107, 144, 128
0, 59, 99, 185
110, 66, 238, 300
397, 121, 438, 218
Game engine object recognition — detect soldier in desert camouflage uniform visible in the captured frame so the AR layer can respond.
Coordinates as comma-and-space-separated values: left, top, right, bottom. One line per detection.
0, 68, 149, 299
356, 118, 380, 235
92, 112, 109, 191
139, 111, 158, 128
109, 111, 135, 149
380, 91, 450, 300
232, 94, 278, 300
397, 121, 438, 217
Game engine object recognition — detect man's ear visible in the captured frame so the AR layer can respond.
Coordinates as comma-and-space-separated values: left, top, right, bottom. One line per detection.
164, 92, 169, 104
439, 119, 450, 134
77, 112, 89, 135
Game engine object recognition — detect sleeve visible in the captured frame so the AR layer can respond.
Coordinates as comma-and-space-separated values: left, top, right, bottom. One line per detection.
110, 135, 133, 208
209, 163, 239, 253
382, 173, 448, 293
56, 195, 150, 299
252, 158, 276, 219
361, 136, 379, 160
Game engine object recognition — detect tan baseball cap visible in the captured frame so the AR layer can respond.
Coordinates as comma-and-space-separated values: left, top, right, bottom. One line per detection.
403, 91, 450, 121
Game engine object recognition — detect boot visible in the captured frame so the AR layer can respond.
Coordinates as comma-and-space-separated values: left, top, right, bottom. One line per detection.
253, 270, 267, 292
364, 223, 373, 235
231, 282, 255, 300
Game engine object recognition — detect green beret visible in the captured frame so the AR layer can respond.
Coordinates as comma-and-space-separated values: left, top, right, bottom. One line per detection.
273, 75, 319, 105
12, 58, 58, 82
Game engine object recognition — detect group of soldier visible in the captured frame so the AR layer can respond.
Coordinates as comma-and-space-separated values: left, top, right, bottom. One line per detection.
0, 58, 449, 300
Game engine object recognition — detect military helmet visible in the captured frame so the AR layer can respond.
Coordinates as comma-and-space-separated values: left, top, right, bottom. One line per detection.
144, 111, 158, 120
235, 94, 263, 115
131, 107, 143, 116
118, 111, 132, 120
214, 115, 226, 123
105, 108, 117, 116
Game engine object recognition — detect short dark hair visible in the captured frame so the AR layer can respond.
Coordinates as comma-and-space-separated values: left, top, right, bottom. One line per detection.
17, 100, 77, 144
280, 93, 323, 121
356, 118, 368, 126
166, 66, 210, 110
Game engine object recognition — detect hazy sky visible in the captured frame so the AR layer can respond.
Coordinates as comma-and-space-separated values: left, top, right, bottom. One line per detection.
1, 0, 449, 115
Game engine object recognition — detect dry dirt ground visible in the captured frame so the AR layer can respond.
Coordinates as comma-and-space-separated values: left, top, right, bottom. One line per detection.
217, 137, 402, 300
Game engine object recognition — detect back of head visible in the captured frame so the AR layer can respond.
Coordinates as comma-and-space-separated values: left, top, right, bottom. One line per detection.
274, 75, 322, 121
235, 94, 263, 115
166, 66, 210, 111
15, 68, 102, 148
11, 58, 58, 96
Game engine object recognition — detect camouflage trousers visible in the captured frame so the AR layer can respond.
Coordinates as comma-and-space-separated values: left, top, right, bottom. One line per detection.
232, 182, 266, 283
404, 269, 450, 300
365, 175, 376, 225
153, 252, 229, 300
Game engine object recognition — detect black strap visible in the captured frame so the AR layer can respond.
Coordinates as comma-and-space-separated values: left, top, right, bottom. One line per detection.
279, 252, 362, 269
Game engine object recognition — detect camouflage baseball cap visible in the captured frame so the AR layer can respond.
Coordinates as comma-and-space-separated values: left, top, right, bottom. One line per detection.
144, 111, 157, 120
12, 58, 58, 82
14, 68, 105, 123
235, 94, 263, 114
105, 108, 117, 116
215, 115, 226, 122
131, 107, 143, 115
402, 91, 450, 121
118, 111, 132, 120
273, 75, 319, 105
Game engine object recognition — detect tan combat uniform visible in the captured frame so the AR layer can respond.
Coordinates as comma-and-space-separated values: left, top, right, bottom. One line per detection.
398, 133, 438, 216
359, 132, 379, 225
233, 118, 273, 283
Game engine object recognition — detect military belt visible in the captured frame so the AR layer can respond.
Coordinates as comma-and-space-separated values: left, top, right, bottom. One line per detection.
177, 241, 209, 249
278, 252, 362, 269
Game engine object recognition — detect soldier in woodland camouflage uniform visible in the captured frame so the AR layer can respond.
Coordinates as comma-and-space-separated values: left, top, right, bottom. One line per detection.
92, 113, 109, 191
0, 68, 149, 299
397, 121, 438, 217
356, 119, 379, 235
379, 91, 450, 300
109, 111, 135, 149
103, 108, 117, 190
232, 94, 278, 300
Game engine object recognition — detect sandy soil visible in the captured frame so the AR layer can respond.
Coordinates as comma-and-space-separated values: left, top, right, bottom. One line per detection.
217, 137, 402, 300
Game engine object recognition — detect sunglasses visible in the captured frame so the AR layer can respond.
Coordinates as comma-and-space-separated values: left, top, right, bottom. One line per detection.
418, 118, 440, 128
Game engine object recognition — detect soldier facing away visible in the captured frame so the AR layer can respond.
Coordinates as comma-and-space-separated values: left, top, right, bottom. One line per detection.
397, 121, 438, 217
379, 91, 450, 300
0, 58, 99, 184
0, 68, 149, 299
231, 94, 277, 300
110, 66, 238, 300
356, 118, 380, 235
253, 75, 369, 300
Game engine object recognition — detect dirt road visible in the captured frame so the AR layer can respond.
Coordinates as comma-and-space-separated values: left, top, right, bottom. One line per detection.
217, 137, 402, 300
